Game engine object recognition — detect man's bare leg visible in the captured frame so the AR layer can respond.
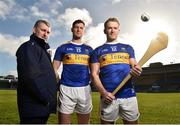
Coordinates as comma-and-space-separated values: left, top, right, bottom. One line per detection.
101, 119, 114, 124
58, 112, 71, 124
123, 119, 138, 124
77, 113, 91, 124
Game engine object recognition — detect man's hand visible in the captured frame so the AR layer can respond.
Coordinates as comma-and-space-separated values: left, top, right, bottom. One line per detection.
102, 91, 115, 104
130, 64, 142, 77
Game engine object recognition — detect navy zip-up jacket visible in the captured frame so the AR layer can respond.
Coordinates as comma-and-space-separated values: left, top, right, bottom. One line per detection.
16, 34, 57, 118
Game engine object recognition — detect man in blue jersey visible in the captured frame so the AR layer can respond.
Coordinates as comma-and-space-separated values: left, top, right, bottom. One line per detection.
90, 17, 142, 124
53, 19, 93, 124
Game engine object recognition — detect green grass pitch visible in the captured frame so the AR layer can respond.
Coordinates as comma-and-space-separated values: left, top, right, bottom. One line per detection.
0, 90, 180, 124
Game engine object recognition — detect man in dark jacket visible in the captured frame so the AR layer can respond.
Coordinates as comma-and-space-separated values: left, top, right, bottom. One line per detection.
16, 20, 57, 124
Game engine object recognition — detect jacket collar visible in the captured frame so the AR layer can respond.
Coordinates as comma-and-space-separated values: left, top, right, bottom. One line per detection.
30, 34, 50, 50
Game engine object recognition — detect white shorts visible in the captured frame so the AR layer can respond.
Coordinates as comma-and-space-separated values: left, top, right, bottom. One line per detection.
100, 96, 140, 122
58, 84, 92, 114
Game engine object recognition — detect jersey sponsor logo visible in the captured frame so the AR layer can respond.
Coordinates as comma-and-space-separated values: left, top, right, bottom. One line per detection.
99, 52, 130, 67
101, 49, 108, 52
67, 48, 74, 51
63, 54, 89, 65
120, 47, 126, 51
85, 49, 90, 54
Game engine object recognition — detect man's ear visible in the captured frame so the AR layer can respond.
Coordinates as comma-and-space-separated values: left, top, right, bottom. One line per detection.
71, 28, 73, 33
32, 27, 36, 33
104, 29, 107, 34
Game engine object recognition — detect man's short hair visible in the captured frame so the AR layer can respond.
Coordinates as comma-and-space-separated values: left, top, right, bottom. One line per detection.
72, 19, 85, 28
104, 17, 120, 29
34, 19, 50, 28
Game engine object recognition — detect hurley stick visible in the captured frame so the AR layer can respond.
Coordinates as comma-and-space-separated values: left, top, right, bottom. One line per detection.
112, 32, 168, 95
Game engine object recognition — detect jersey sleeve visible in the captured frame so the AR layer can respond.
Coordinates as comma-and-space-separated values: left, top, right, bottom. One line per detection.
53, 45, 64, 61
90, 48, 99, 63
127, 45, 135, 59
88, 46, 94, 56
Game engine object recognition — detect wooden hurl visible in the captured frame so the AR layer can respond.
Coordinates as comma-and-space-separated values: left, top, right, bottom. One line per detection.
112, 32, 169, 95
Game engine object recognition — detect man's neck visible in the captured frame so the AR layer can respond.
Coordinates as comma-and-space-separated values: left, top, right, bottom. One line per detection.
72, 38, 82, 44
106, 39, 117, 43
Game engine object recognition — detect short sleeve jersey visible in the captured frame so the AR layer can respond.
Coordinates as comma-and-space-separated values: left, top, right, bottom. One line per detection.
90, 42, 136, 98
54, 41, 93, 87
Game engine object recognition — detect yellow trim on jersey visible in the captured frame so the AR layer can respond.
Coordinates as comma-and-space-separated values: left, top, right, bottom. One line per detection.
100, 52, 130, 67
63, 54, 89, 65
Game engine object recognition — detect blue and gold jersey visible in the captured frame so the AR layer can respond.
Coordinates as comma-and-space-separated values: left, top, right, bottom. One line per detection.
90, 42, 136, 98
54, 41, 93, 87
